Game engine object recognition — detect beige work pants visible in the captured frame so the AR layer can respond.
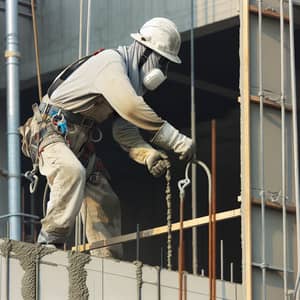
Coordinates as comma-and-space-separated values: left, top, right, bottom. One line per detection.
38, 133, 122, 258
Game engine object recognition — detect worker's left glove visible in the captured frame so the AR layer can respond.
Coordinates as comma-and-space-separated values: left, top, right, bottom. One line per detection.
146, 150, 169, 177
151, 121, 195, 161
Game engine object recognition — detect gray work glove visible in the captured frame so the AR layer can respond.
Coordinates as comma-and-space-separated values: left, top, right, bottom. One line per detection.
151, 122, 195, 161
146, 151, 169, 177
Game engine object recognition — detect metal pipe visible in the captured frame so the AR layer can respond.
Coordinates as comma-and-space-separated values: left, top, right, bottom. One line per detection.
0, 213, 39, 221
78, 0, 84, 59
280, 1, 288, 299
240, 0, 252, 298
86, 0, 92, 55
258, 1, 267, 299
287, 1, 300, 298
190, 0, 198, 276
5, 0, 21, 241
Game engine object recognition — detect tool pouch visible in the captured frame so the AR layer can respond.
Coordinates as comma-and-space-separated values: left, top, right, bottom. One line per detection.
19, 104, 65, 164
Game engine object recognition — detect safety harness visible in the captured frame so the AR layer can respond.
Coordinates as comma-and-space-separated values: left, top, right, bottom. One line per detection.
21, 49, 106, 193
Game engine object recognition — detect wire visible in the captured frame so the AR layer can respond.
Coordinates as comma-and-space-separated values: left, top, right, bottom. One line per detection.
30, 0, 42, 101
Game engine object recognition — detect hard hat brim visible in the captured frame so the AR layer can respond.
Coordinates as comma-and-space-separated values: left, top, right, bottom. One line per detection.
131, 33, 182, 64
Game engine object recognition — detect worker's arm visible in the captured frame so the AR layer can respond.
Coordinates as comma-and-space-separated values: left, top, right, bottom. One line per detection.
112, 117, 169, 177
95, 55, 194, 160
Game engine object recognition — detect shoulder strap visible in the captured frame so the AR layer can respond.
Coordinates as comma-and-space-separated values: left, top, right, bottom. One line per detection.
47, 48, 105, 98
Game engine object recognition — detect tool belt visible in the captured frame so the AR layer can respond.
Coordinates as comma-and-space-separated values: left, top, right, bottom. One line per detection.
39, 102, 94, 128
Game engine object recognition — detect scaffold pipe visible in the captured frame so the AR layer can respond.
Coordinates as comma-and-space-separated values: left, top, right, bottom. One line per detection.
5, 0, 21, 241
287, 1, 300, 299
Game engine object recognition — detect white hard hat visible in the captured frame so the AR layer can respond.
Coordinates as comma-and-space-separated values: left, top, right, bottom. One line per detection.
131, 17, 182, 64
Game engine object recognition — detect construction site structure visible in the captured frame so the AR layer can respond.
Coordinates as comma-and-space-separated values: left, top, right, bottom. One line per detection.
0, 0, 300, 299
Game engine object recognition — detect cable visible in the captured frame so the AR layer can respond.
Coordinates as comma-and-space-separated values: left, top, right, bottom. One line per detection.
30, 0, 42, 101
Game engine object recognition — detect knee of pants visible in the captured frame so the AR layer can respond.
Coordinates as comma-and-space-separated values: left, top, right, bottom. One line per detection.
63, 160, 86, 187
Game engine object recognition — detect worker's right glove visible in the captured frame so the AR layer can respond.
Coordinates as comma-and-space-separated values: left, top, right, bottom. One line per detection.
145, 150, 169, 177
151, 122, 195, 161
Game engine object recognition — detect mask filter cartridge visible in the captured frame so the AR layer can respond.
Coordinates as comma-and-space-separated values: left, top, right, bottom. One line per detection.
143, 68, 167, 91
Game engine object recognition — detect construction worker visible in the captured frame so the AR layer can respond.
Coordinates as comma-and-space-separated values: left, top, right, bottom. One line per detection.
19, 17, 194, 258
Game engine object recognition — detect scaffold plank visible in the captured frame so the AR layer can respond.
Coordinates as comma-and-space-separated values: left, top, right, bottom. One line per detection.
72, 208, 241, 252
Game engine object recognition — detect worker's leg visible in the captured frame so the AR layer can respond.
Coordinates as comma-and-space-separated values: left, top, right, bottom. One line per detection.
81, 171, 123, 258
37, 141, 86, 244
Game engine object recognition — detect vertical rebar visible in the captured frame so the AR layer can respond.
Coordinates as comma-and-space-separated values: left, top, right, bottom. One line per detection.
190, 0, 198, 276
209, 119, 217, 300
220, 239, 224, 280
157, 266, 161, 300
280, 1, 288, 299
136, 224, 141, 300
75, 0, 85, 250
5, 0, 21, 241
35, 257, 40, 300
258, 1, 267, 299
136, 224, 140, 262
230, 262, 234, 283
178, 193, 185, 300
6, 254, 9, 300
287, 1, 300, 298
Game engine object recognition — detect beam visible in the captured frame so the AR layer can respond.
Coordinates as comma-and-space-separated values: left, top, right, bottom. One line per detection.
168, 71, 239, 99
72, 209, 241, 252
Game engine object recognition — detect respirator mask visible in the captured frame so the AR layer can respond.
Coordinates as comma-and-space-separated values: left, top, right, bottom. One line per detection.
140, 49, 170, 91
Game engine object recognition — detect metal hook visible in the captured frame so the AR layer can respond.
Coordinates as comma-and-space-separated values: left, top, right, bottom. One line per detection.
90, 126, 103, 143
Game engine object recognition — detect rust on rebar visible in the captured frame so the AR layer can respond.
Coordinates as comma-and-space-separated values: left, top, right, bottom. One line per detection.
209, 119, 217, 300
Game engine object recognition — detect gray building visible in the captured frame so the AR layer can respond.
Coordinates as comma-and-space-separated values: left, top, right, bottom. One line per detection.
0, 0, 300, 299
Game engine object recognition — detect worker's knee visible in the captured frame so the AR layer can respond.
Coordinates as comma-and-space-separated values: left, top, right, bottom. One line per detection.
63, 159, 86, 186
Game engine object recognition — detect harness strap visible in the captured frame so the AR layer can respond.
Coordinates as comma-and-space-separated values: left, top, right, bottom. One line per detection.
47, 48, 105, 98
138, 48, 153, 70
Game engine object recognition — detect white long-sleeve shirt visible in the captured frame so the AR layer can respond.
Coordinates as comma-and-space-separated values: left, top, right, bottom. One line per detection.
45, 49, 164, 132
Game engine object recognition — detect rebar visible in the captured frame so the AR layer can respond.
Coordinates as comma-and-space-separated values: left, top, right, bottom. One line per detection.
280, 1, 288, 299
75, 0, 85, 251
190, 0, 198, 276
287, 1, 300, 298
209, 119, 217, 300
220, 239, 224, 280
258, 1, 267, 299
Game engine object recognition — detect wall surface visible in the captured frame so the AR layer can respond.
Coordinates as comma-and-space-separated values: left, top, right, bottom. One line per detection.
0, 239, 242, 300
245, 1, 298, 298
0, 0, 240, 89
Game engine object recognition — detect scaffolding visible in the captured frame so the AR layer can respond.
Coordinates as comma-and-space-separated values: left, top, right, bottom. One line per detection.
1, 0, 300, 299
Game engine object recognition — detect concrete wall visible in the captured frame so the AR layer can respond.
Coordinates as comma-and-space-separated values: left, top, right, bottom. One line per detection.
0, 0, 240, 89
0, 239, 242, 300
246, 1, 298, 298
